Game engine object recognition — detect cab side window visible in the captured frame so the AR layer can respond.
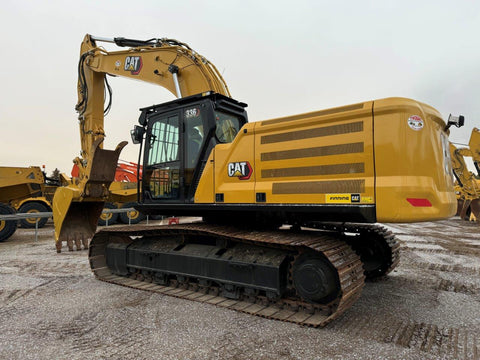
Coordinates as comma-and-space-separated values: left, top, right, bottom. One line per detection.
145, 114, 180, 199
215, 110, 240, 143
148, 115, 179, 165
184, 106, 205, 168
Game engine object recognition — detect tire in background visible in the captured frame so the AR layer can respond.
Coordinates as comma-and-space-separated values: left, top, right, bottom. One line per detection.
18, 202, 49, 228
0, 203, 17, 241
98, 203, 119, 226
119, 202, 146, 224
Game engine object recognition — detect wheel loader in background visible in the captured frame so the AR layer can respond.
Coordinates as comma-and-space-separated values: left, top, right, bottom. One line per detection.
450, 127, 480, 222
52, 34, 459, 327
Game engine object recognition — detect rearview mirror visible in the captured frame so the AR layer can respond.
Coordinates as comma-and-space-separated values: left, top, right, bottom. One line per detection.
446, 114, 465, 130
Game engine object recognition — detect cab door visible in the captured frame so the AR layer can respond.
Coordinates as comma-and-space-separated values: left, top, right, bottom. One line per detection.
182, 104, 208, 202
143, 111, 182, 202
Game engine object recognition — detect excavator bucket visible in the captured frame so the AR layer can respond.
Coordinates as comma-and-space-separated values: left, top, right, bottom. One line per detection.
470, 199, 480, 222
458, 199, 472, 221
53, 187, 103, 252
457, 199, 480, 223
54, 140, 127, 252
456, 199, 464, 216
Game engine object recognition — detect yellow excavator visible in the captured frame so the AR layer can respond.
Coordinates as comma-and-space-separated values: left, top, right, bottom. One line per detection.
53, 34, 458, 327
451, 127, 480, 222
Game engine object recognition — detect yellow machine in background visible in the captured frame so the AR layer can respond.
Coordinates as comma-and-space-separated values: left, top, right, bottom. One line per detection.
451, 127, 480, 222
0, 163, 144, 244
97, 181, 144, 226
53, 34, 459, 327
0, 166, 55, 241
69, 161, 144, 228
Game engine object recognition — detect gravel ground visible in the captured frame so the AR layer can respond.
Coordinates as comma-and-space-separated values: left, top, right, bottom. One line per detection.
0, 218, 479, 360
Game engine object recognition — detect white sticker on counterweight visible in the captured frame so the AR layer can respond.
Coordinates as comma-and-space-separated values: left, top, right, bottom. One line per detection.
408, 115, 424, 131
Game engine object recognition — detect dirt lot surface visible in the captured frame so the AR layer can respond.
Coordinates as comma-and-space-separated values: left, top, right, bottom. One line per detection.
0, 218, 479, 360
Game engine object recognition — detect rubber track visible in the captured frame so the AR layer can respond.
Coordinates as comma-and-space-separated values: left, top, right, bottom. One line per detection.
88, 224, 366, 327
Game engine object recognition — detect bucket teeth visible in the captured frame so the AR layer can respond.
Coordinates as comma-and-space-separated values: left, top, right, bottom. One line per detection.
75, 238, 82, 251
67, 238, 74, 251
57, 233, 90, 253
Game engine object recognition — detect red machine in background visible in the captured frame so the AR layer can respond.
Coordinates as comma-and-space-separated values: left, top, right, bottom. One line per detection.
71, 160, 144, 226
113, 160, 142, 182
72, 159, 142, 182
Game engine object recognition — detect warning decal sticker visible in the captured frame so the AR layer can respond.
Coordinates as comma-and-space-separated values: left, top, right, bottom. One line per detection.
408, 115, 424, 131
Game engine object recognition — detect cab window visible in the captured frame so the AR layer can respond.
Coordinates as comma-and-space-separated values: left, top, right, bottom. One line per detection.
184, 106, 205, 167
148, 115, 179, 165
215, 110, 240, 143
145, 114, 180, 200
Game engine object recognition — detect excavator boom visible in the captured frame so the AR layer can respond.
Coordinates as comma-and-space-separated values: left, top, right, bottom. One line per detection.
53, 34, 230, 251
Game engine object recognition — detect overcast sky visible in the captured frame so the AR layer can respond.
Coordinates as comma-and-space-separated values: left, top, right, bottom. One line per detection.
0, 0, 479, 175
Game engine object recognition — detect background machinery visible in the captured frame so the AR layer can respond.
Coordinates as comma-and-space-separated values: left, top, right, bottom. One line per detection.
53, 34, 458, 326
0, 161, 145, 243
106, 160, 146, 225
450, 127, 480, 222
71, 161, 145, 227
0, 166, 57, 241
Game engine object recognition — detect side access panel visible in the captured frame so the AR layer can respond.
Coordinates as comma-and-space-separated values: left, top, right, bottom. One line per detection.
253, 102, 375, 208
213, 124, 256, 203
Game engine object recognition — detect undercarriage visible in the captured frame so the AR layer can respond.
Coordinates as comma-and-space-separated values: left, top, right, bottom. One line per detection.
89, 222, 399, 327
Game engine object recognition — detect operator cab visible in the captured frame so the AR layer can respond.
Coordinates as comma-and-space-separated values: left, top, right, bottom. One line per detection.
131, 92, 248, 207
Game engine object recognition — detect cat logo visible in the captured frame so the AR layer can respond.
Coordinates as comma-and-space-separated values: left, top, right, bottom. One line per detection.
227, 161, 253, 180
124, 56, 143, 75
